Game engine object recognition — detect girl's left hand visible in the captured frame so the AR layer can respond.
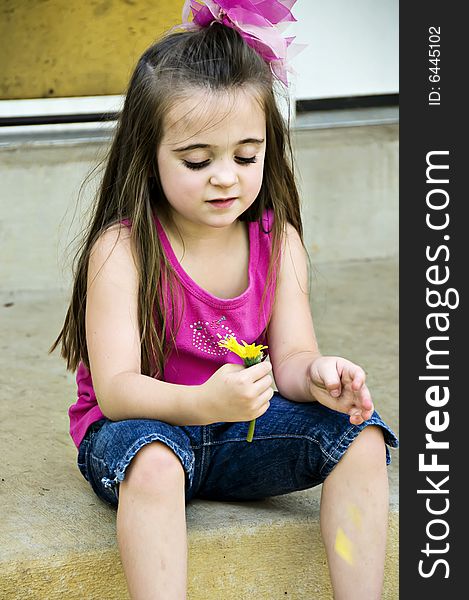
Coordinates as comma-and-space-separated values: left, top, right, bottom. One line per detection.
307, 356, 374, 425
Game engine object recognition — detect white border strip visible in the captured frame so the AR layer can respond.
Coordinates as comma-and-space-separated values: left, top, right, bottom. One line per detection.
0, 95, 124, 118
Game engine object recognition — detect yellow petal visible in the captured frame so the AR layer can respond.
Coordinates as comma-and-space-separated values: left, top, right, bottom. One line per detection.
218, 336, 268, 361
217, 335, 247, 359
334, 527, 354, 565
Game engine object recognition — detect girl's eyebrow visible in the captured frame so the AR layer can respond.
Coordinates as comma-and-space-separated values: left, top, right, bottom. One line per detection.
172, 138, 265, 153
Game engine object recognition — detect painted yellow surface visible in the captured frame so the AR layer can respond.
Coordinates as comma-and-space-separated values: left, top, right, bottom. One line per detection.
0, 0, 184, 99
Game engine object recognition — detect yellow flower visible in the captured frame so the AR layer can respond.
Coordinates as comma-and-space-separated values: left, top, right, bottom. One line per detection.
217, 335, 269, 442
217, 335, 267, 364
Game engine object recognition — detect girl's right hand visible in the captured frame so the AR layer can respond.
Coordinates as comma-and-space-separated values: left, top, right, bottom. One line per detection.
201, 361, 274, 423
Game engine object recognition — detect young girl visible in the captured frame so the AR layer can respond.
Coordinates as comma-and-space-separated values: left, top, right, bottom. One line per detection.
52, 2, 398, 598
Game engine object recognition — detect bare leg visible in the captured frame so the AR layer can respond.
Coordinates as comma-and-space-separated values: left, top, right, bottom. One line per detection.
116, 442, 188, 600
320, 426, 389, 600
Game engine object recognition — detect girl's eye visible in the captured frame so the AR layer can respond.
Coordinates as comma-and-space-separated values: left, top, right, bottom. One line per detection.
235, 156, 257, 165
182, 156, 257, 170
183, 160, 210, 170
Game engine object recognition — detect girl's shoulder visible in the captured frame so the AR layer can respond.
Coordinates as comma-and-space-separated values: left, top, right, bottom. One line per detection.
88, 223, 136, 283
90, 222, 132, 256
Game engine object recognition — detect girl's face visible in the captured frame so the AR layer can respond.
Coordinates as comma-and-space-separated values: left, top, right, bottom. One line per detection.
157, 88, 266, 233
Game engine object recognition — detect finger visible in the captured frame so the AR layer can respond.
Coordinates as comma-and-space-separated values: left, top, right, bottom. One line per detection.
350, 368, 366, 391
253, 373, 274, 395
246, 360, 272, 381
349, 410, 364, 426
261, 387, 274, 404
355, 384, 373, 413
339, 360, 365, 389
255, 388, 274, 417
313, 360, 342, 398
353, 398, 374, 422
360, 401, 375, 421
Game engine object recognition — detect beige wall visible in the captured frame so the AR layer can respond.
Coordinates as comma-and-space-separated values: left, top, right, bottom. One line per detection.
0, 0, 183, 100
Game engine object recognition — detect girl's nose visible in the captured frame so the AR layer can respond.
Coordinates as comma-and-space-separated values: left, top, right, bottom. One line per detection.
209, 162, 239, 188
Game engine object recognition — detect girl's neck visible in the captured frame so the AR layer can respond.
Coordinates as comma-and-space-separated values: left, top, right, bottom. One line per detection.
159, 209, 242, 254
156, 208, 250, 299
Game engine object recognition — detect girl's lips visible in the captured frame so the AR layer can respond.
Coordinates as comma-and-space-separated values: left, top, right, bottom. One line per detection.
207, 198, 237, 208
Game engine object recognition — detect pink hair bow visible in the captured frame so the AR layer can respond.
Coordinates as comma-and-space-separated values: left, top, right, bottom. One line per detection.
181, 0, 301, 86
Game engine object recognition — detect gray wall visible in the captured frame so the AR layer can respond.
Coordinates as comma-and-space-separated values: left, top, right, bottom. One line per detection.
0, 123, 398, 295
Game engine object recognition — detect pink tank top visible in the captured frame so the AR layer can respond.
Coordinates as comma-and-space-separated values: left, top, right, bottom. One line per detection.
69, 209, 276, 448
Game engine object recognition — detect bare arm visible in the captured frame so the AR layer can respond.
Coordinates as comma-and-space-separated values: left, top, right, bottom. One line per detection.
267, 224, 374, 424
267, 223, 320, 402
85, 225, 208, 425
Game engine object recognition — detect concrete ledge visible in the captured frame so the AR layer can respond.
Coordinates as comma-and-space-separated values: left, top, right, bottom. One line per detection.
0, 259, 398, 598
1, 513, 398, 599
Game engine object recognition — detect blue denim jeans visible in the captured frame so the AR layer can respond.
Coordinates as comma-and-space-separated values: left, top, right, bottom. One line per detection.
77, 392, 398, 506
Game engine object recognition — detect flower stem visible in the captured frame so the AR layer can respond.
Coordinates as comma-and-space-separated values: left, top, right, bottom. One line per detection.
247, 418, 256, 442
217, 336, 267, 443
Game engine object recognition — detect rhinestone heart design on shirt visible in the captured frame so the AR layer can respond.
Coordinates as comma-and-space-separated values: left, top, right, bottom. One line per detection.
190, 316, 236, 356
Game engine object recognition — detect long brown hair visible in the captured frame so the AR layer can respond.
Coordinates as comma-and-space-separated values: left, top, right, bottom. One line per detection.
50, 22, 302, 378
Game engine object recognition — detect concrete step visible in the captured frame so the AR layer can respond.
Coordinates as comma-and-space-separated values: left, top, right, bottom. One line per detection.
0, 258, 398, 599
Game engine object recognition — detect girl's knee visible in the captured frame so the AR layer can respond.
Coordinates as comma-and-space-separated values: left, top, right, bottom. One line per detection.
347, 425, 387, 466
122, 441, 185, 495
